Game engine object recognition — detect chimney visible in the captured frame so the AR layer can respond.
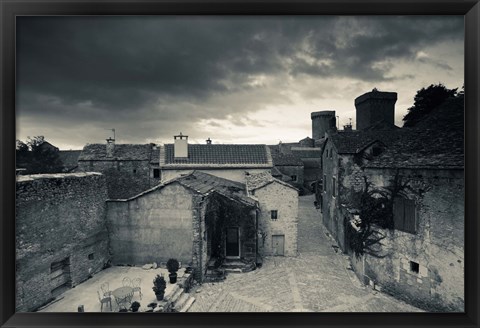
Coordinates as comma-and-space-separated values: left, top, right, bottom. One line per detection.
311, 110, 336, 140
206, 138, 212, 145
174, 133, 188, 158
106, 137, 115, 158
355, 88, 397, 130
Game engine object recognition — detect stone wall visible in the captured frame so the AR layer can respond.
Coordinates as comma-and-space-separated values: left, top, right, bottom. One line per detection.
106, 182, 195, 266
321, 140, 340, 237
161, 168, 271, 184
275, 165, 304, 186
362, 168, 464, 312
16, 173, 110, 312
78, 160, 157, 199
255, 182, 298, 257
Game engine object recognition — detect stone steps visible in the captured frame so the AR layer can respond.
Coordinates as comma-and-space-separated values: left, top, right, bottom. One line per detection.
173, 292, 191, 311
179, 296, 195, 312
169, 285, 184, 304
222, 261, 256, 273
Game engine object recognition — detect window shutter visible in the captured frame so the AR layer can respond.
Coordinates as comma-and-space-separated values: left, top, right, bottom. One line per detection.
404, 199, 416, 233
393, 197, 405, 230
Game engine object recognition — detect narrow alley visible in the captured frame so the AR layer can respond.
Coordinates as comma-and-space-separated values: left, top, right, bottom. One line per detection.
188, 194, 424, 312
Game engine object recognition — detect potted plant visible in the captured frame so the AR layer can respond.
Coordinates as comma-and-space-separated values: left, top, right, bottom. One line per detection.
166, 258, 180, 284
152, 274, 166, 301
130, 301, 141, 313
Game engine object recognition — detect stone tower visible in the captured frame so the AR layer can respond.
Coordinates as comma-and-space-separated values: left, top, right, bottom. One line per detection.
355, 89, 397, 130
311, 110, 336, 140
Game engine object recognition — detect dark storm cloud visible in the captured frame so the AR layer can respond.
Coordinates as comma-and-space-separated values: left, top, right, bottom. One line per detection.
16, 15, 463, 147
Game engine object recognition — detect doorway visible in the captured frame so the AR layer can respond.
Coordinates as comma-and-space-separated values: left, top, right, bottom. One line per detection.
225, 227, 240, 258
272, 235, 285, 256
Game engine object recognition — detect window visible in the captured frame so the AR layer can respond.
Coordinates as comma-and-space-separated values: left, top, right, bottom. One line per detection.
330, 149, 333, 159
410, 261, 419, 274
291, 175, 297, 182
393, 197, 417, 233
153, 168, 160, 178
133, 169, 137, 174
332, 177, 336, 197
323, 175, 327, 192
88, 253, 94, 260
271, 210, 278, 221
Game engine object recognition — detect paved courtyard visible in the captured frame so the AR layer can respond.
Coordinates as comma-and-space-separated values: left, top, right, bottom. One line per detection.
188, 194, 423, 312
38, 266, 185, 312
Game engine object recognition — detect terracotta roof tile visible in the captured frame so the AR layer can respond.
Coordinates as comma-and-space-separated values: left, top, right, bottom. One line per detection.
366, 96, 464, 169
161, 144, 272, 167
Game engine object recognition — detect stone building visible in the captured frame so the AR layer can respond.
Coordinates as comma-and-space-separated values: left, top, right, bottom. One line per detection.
269, 152, 304, 187
246, 172, 299, 257
157, 134, 273, 183
16, 173, 110, 312
77, 141, 161, 199
321, 90, 464, 312
106, 170, 298, 282
357, 95, 465, 312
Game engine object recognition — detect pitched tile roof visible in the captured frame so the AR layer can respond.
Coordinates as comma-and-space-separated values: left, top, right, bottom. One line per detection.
328, 128, 400, 155
160, 144, 273, 168
113, 171, 257, 207
271, 153, 304, 166
290, 147, 323, 158
245, 171, 298, 192
78, 144, 153, 161
366, 96, 464, 169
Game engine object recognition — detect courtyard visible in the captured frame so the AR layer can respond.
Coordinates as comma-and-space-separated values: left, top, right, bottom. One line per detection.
187, 195, 424, 312
37, 195, 423, 313
38, 266, 189, 312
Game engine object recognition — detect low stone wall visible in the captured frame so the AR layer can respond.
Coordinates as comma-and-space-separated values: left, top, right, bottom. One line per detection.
16, 173, 110, 312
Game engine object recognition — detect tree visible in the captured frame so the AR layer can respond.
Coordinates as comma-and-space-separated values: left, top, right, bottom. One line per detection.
15, 136, 63, 174
402, 83, 458, 127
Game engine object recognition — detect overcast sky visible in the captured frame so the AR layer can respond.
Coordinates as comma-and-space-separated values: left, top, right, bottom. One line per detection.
16, 16, 464, 150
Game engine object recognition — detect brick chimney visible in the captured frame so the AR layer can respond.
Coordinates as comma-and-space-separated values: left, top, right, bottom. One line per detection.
174, 133, 188, 158
106, 137, 115, 158
355, 88, 397, 130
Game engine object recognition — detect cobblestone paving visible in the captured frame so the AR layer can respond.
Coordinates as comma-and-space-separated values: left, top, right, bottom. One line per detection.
188, 195, 423, 312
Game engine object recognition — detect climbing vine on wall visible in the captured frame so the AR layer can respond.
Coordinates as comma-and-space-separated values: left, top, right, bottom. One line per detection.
349, 171, 411, 258
205, 193, 256, 262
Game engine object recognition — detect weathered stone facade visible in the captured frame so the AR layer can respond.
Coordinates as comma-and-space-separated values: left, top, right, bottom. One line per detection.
77, 159, 160, 199
249, 178, 299, 257
161, 168, 271, 184
16, 173, 110, 312
106, 182, 196, 266
361, 168, 464, 312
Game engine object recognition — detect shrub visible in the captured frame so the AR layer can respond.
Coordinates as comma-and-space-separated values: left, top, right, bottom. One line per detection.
152, 275, 166, 294
166, 258, 179, 273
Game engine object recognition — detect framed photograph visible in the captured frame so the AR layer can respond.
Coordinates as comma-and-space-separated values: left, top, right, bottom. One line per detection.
1, 1, 479, 328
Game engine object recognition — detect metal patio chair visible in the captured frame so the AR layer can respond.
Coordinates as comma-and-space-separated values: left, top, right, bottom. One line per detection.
122, 277, 133, 287
132, 277, 142, 300
100, 282, 112, 297
97, 290, 112, 312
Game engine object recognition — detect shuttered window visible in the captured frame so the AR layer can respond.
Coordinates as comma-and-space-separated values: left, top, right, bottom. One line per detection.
332, 177, 336, 198
393, 197, 417, 234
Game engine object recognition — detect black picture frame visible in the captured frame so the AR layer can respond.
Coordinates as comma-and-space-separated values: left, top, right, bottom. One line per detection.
1, 1, 479, 327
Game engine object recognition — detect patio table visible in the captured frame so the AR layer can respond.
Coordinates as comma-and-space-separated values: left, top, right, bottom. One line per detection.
112, 286, 134, 310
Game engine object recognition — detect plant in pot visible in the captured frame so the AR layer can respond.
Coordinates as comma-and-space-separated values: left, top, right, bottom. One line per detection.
130, 301, 141, 313
166, 258, 180, 284
152, 274, 166, 301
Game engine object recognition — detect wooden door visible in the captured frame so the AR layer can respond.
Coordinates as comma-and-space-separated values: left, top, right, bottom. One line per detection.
272, 235, 285, 256
225, 227, 240, 258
